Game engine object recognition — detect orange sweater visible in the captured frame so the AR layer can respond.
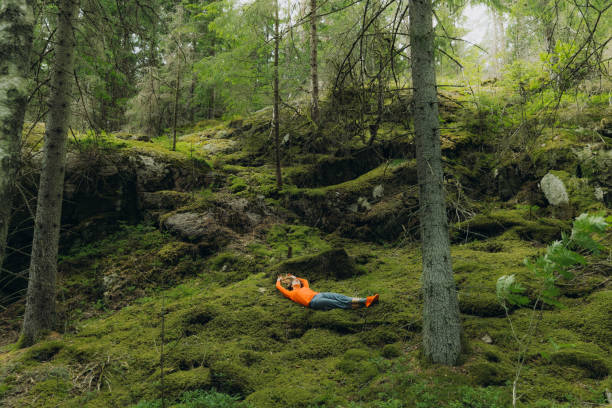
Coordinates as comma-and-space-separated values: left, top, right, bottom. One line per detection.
276, 277, 318, 307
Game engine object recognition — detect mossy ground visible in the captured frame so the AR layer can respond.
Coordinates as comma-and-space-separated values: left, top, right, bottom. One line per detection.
2, 88, 611, 407
1, 219, 609, 407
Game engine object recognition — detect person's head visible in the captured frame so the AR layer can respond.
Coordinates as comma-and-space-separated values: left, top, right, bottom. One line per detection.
279, 274, 294, 290
279, 274, 300, 290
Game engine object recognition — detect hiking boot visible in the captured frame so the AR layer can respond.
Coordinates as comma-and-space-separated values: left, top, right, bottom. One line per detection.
366, 294, 379, 307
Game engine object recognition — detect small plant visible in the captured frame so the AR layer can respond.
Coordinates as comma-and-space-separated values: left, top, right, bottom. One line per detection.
132, 388, 249, 408
496, 213, 610, 408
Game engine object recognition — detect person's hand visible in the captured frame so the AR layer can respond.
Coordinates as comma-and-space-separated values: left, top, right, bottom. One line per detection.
277, 276, 281, 281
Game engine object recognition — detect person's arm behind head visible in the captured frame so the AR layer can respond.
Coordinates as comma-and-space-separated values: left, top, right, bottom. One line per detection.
276, 277, 292, 298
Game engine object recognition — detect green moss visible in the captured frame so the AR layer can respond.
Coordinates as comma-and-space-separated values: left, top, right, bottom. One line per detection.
28, 378, 71, 405
274, 248, 363, 281
553, 290, 612, 346
359, 326, 402, 347
469, 362, 510, 386
459, 293, 505, 317
337, 348, 379, 384
293, 328, 357, 359
549, 350, 609, 379
209, 360, 255, 397
547, 170, 606, 213
159, 366, 211, 397
229, 176, 248, 193
157, 242, 195, 264
381, 343, 402, 358
22, 341, 64, 363
453, 209, 568, 242
294, 160, 416, 199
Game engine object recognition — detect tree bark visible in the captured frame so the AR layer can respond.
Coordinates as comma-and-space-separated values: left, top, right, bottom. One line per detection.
172, 57, 181, 151
309, 0, 320, 124
409, 0, 461, 365
273, 0, 282, 188
21, 0, 78, 347
0, 0, 35, 270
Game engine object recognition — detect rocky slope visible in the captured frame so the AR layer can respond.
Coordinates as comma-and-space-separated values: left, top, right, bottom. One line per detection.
0, 88, 611, 407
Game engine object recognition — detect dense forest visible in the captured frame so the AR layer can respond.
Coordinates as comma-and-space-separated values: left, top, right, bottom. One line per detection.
0, 0, 611, 406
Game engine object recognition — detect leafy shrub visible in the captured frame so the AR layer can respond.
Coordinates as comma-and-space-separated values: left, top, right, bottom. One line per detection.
132, 388, 250, 408
447, 386, 505, 408
497, 213, 609, 309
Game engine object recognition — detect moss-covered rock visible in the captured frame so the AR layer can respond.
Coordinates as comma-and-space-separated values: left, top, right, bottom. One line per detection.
209, 360, 255, 396
337, 348, 379, 384
246, 386, 318, 408
550, 350, 609, 379
359, 325, 402, 346
382, 343, 402, 358
162, 212, 234, 256
274, 248, 363, 281
307, 312, 364, 335
160, 366, 211, 397
157, 241, 196, 264
452, 209, 568, 243
140, 190, 192, 210
22, 341, 64, 363
459, 293, 506, 317
554, 291, 612, 345
469, 362, 510, 386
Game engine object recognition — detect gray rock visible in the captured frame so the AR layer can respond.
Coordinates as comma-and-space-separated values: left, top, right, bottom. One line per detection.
140, 191, 191, 210
540, 173, 569, 206
164, 212, 216, 241
163, 212, 234, 254
129, 154, 172, 191
372, 184, 384, 199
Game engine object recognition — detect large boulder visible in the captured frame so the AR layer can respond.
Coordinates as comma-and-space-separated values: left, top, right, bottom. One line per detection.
163, 212, 234, 253
274, 248, 364, 281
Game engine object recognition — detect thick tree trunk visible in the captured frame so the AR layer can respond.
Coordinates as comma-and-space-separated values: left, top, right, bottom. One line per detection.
273, 0, 282, 188
0, 0, 34, 270
21, 0, 78, 347
309, 0, 319, 124
409, 0, 461, 365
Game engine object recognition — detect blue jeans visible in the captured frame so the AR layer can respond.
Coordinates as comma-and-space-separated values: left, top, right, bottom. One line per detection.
308, 292, 364, 310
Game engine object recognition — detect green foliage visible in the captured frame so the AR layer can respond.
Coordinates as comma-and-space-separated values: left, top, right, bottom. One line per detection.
133, 389, 249, 408
497, 213, 609, 308
447, 386, 505, 408
496, 275, 529, 307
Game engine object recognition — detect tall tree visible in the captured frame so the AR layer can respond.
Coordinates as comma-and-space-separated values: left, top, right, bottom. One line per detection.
409, 0, 461, 365
273, 0, 282, 188
21, 0, 78, 347
309, 0, 320, 124
0, 0, 35, 271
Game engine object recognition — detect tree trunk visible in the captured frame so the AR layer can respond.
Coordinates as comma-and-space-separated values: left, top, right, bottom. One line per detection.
0, 0, 35, 270
409, 0, 461, 365
273, 0, 282, 188
21, 0, 78, 347
172, 57, 181, 151
208, 88, 215, 119
309, 0, 320, 124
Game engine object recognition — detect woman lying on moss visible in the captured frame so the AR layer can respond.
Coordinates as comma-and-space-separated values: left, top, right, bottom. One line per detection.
276, 274, 379, 310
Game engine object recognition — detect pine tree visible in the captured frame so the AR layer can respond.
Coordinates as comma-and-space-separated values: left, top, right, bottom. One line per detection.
21, 0, 79, 347
409, 0, 461, 365
0, 0, 35, 271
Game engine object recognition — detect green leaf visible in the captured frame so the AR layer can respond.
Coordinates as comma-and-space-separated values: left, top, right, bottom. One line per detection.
496, 275, 528, 306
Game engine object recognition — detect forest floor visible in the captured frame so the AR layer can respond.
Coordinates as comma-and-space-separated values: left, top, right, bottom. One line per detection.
0, 86, 611, 408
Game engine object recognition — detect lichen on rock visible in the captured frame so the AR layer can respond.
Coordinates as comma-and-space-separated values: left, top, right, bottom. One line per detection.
540, 172, 569, 206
